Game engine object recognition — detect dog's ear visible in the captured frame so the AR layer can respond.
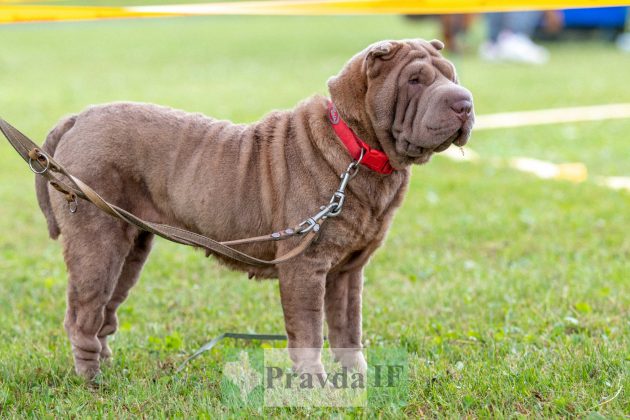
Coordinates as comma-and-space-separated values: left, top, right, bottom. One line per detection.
328, 40, 402, 125
364, 41, 402, 78
429, 39, 445, 50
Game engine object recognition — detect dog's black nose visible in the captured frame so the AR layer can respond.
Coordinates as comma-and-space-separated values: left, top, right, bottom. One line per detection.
450, 99, 473, 120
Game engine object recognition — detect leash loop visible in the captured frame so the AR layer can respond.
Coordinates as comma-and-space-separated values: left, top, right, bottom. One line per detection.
28, 148, 50, 174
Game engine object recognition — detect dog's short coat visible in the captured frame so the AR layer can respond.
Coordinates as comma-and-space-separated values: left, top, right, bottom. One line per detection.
36, 39, 474, 379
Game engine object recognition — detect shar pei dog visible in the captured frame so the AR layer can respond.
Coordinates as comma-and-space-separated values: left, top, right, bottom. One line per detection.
36, 39, 473, 380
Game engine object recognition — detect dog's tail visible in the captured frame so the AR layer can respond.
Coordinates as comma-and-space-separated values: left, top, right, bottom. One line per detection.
35, 115, 78, 240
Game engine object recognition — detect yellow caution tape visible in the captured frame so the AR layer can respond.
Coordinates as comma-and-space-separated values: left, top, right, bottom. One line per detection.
555, 163, 589, 183
0, 5, 173, 24
1, 0, 629, 24
509, 157, 589, 183
130, 0, 630, 16
0, 0, 62, 4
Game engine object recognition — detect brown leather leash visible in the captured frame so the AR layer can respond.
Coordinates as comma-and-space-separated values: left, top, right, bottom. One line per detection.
0, 117, 363, 267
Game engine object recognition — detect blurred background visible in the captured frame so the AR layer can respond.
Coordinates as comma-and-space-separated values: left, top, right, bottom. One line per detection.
0, 1, 628, 417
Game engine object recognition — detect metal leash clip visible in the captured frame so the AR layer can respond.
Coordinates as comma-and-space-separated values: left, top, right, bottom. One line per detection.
66, 193, 78, 213
297, 149, 365, 234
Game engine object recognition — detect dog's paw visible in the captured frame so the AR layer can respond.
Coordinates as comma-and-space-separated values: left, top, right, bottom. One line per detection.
75, 360, 101, 381
333, 349, 367, 374
293, 360, 326, 376
99, 345, 112, 362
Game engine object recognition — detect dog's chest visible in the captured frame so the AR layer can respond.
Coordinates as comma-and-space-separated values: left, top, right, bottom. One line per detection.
326, 171, 410, 271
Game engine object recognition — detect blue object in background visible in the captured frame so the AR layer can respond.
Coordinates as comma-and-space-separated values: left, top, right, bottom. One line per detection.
562, 7, 628, 29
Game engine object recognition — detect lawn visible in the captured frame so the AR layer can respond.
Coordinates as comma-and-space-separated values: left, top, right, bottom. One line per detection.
0, 13, 629, 417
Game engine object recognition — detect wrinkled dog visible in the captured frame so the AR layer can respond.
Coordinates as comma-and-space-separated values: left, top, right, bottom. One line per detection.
36, 39, 474, 379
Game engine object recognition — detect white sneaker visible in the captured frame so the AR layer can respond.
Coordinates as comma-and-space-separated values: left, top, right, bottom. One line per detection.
494, 31, 549, 65
478, 41, 500, 61
617, 33, 630, 53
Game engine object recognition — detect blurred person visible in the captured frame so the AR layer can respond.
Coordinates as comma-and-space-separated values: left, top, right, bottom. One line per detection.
479, 11, 552, 64
440, 14, 476, 54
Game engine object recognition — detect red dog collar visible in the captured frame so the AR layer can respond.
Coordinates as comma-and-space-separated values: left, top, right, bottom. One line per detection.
327, 101, 393, 175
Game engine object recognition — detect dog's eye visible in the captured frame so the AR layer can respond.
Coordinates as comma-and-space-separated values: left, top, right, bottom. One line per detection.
408, 77, 420, 85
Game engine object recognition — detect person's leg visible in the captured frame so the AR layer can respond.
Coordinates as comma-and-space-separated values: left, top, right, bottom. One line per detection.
483, 11, 549, 64
486, 13, 505, 43
504, 11, 544, 37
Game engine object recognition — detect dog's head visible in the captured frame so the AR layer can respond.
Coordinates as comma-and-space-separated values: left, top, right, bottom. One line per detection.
328, 39, 474, 169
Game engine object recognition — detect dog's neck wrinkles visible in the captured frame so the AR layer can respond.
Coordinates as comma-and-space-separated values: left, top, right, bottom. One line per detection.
297, 96, 410, 216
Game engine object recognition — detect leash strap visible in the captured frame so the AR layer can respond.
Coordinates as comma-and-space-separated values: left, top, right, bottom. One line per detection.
175, 332, 289, 373
0, 117, 352, 267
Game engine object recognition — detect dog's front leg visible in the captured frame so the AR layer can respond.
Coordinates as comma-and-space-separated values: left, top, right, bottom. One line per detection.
278, 261, 329, 374
324, 269, 367, 373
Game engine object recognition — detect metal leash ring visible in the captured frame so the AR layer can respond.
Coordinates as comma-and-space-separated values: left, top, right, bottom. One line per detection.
346, 148, 365, 179
28, 153, 50, 175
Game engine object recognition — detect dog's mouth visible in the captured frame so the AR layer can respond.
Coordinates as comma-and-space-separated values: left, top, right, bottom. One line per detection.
403, 129, 462, 157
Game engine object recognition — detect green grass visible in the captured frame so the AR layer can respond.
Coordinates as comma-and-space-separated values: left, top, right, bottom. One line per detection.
1, 14, 629, 417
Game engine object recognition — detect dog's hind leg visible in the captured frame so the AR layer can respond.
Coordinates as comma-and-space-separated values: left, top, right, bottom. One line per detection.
62, 219, 134, 380
98, 231, 153, 361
